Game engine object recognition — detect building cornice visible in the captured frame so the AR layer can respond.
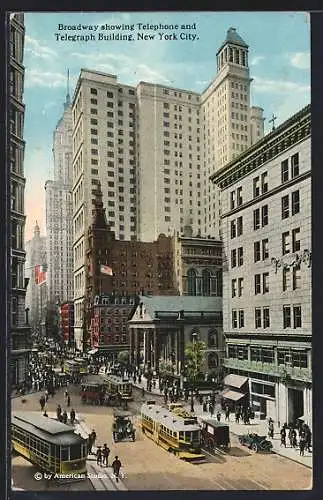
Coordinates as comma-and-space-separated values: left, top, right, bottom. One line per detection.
210, 104, 311, 189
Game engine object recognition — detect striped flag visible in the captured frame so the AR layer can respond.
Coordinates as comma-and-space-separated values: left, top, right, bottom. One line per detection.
100, 264, 113, 276
34, 265, 47, 284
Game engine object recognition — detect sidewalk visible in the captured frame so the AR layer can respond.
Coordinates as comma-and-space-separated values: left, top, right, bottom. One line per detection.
183, 403, 313, 469
47, 413, 127, 491
131, 377, 312, 469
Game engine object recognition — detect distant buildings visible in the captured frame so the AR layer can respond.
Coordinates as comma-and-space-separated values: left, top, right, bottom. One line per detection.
211, 104, 311, 425
9, 13, 31, 386
71, 27, 264, 351
25, 221, 47, 336
45, 86, 73, 306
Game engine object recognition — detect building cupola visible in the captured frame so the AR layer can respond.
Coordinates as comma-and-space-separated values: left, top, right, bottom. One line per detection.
216, 27, 249, 72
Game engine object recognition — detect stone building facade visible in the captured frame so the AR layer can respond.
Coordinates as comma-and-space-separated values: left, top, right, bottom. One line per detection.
173, 227, 222, 296
9, 13, 31, 387
211, 105, 311, 425
128, 296, 224, 378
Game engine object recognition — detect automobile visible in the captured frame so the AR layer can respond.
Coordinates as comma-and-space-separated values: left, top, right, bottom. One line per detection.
112, 411, 135, 442
238, 432, 273, 452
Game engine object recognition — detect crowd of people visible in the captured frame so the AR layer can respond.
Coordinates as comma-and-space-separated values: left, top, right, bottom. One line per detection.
278, 420, 312, 456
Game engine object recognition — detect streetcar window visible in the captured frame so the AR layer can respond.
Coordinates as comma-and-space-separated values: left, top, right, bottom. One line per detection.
70, 444, 81, 460
53, 445, 60, 459
179, 432, 184, 439
192, 431, 199, 441
61, 447, 69, 461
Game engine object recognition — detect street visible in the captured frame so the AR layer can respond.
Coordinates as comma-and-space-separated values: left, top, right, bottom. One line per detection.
11, 386, 312, 491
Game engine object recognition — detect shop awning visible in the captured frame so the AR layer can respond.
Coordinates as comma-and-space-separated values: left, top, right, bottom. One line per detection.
224, 374, 248, 388
222, 389, 245, 402
87, 348, 98, 355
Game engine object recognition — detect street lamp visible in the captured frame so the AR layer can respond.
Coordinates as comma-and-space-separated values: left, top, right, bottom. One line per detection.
190, 331, 198, 413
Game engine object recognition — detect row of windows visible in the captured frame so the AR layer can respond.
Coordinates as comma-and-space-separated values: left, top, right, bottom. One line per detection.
229, 153, 300, 210
228, 345, 308, 369
90, 87, 135, 97
231, 305, 302, 330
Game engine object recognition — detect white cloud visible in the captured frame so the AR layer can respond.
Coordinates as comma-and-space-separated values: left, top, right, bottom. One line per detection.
25, 35, 57, 59
250, 55, 265, 66
289, 52, 310, 70
25, 68, 69, 88
252, 75, 310, 94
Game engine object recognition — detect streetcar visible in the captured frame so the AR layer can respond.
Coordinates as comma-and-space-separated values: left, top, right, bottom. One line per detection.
104, 375, 133, 402
141, 402, 205, 461
12, 412, 88, 475
74, 357, 89, 375
64, 359, 88, 376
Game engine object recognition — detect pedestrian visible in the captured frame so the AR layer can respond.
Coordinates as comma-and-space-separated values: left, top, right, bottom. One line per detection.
305, 427, 312, 452
96, 446, 102, 466
209, 403, 214, 417
70, 408, 76, 424
102, 443, 110, 467
299, 437, 306, 456
62, 410, 68, 424
67, 395, 71, 407
64, 389, 68, 399
291, 428, 297, 448
268, 421, 274, 439
39, 395, 45, 411
91, 429, 97, 448
280, 427, 286, 447
88, 433, 93, 454
235, 410, 240, 424
225, 406, 230, 421
45, 389, 49, 402
216, 411, 221, 422
288, 426, 293, 447
112, 456, 122, 482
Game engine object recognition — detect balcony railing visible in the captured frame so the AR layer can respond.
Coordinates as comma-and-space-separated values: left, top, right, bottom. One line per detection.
223, 357, 312, 382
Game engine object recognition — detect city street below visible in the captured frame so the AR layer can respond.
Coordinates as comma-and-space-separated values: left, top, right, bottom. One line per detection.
11, 385, 312, 491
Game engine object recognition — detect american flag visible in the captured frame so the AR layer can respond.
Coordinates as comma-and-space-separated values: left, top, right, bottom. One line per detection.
100, 264, 113, 276
34, 265, 46, 285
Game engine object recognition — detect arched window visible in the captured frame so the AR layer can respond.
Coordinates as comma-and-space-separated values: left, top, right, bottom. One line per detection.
190, 329, 199, 342
208, 353, 218, 369
187, 268, 197, 296
208, 329, 218, 348
202, 269, 211, 296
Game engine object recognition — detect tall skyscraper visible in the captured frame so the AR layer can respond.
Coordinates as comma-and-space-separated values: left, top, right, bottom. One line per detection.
9, 12, 31, 386
45, 76, 73, 306
25, 221, 47, 335
71, 28, 264, 351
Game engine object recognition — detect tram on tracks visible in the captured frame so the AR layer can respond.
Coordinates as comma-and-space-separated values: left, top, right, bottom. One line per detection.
104, 375, 133, 402
64, 359, 88, 377
141, 402, 205, 461
12, 412, 88, 475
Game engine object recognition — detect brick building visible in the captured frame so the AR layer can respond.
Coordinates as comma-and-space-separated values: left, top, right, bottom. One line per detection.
83, 184, 178, 353
59, 301, 74, 348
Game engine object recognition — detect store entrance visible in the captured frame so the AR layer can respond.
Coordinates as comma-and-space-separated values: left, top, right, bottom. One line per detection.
288, 388, 304, 424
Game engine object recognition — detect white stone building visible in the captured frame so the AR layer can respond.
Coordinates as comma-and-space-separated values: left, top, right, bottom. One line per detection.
71, 27, 264, 350
211, 105, 311, 426
45, 95, 73, 306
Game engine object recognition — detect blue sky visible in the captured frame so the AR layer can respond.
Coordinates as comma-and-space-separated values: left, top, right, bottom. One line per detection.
22, 11, 310, 240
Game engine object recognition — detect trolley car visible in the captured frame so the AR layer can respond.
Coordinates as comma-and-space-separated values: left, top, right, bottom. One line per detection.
12, 412, 88, 475
104, 375, 133, 402
141, 402, 205, 461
